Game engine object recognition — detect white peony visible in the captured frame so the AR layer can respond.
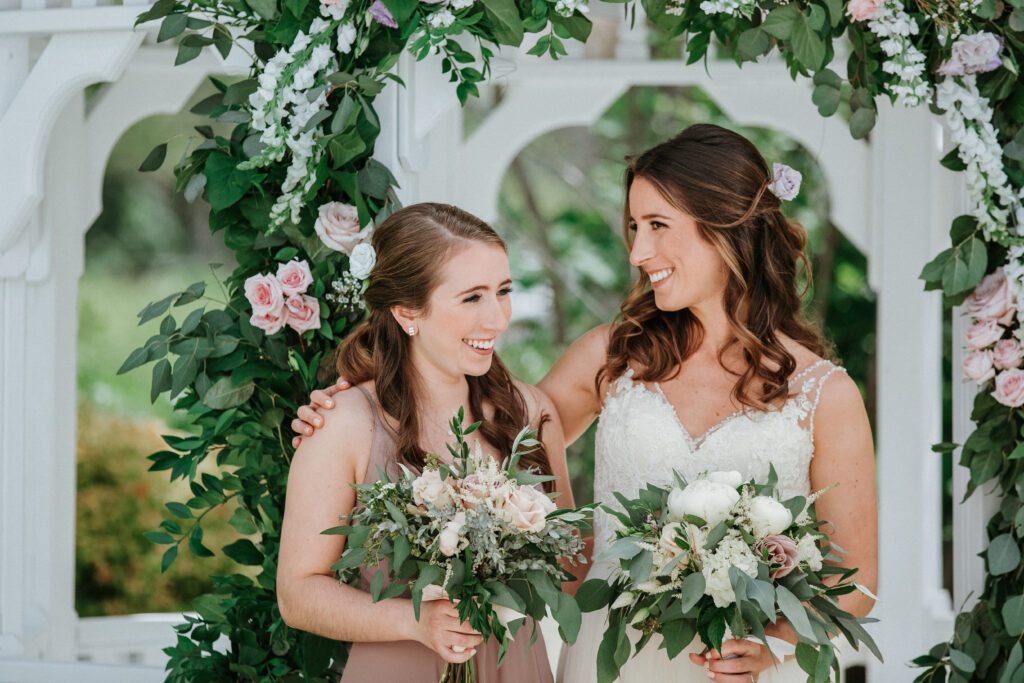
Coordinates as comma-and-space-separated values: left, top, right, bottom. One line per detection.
747, 496, 793, 539
348, 243, 376, 279
705, 470, 743, 488
665, 480, 739, 527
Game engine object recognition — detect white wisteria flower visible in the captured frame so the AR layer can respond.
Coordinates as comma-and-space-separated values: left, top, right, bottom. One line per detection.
427, 7, 456, 27
868, 0, 931, 106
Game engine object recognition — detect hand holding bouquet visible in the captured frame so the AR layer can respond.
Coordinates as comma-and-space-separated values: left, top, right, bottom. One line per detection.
576, 467, 881, 683
328, 409, 593, 682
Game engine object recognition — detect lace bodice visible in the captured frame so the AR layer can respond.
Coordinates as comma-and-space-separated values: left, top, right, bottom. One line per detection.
591, 359, 845, 559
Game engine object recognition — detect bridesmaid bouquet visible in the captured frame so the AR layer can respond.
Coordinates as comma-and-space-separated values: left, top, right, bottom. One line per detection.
328, 409, 592, 683
576, 468, 881, 683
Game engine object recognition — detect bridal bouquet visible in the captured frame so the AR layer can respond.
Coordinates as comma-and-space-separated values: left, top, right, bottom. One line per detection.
576, 468, 881, 683
328, 409, 591, 683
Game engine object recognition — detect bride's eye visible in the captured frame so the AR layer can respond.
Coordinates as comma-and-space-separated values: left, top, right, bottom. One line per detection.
652, 221, 668, 230
498, 287, 513, 297
463, 294, 482, 303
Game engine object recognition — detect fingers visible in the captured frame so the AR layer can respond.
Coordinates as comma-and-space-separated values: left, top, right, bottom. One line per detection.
310, 389, 336, 410
326, 378, 350, 397
439, 642, 478, 664
297, 405, 323, 428
291, 436, 302, 449
291, 417, 313, 438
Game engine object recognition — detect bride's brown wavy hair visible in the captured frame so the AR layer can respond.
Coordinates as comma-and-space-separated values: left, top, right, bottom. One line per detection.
599, 124, 829, 409
335, 203, 552, 480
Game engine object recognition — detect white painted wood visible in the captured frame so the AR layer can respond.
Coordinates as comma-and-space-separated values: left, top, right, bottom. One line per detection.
0, 7, 156, 34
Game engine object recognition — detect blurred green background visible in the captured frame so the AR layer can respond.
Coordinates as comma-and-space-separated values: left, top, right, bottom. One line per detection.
78, 83, 944, 617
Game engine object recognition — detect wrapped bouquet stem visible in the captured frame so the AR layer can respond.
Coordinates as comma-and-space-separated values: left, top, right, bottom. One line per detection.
327, 409, 594, 683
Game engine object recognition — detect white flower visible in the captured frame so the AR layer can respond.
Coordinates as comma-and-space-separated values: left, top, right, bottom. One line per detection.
449, 0, 474, 9
439, 511, 467, 556
610, 591, 635, 609
427, 7, 456, 27
666, 480, 739, 527
705, 470, 743, 488
701, 535, 758, 607
314, 202, 371, 254
337, 23, 357, 53
349, 243, 377, 279
768, 163, 802, 201
554, 0, 587, 15
747, 496, 793, 539
797, 534, 824, 572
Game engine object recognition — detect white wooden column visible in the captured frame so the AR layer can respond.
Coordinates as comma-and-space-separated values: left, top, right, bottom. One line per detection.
868, 102, 954, 681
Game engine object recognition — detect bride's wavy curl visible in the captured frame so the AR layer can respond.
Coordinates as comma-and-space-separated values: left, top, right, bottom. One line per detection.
335, 203, 552, 480
600, 124, 829, 409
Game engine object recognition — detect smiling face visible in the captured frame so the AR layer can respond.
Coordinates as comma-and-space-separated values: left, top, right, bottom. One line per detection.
627, 176, 730, 314
403, 242, 513, 382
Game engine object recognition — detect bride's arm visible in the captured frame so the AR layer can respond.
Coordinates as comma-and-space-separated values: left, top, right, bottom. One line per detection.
277, 392, 481, 660
536, 324, 612, 446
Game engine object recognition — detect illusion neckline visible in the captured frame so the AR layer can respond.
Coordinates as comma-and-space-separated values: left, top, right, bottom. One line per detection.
645, 359, 831, 449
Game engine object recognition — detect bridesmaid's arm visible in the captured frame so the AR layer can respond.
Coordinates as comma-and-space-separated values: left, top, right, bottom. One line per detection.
536, 324, 612, 447
277, 392, 481, 660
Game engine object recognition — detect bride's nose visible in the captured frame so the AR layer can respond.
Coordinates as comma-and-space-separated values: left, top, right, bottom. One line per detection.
629, 225, 654, 268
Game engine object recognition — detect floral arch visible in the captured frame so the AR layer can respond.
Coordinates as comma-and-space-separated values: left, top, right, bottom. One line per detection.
0, 0, 1020, 679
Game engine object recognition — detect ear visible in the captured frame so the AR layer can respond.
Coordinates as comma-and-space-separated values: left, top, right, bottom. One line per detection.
390, 305, 419, 333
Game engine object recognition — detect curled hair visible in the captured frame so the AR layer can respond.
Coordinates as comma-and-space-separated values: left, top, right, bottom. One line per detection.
599, 124, 829, 409
335, 203, 552, 481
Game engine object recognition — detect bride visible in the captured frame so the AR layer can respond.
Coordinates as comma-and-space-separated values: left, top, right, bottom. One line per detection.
292, 123, 878, 682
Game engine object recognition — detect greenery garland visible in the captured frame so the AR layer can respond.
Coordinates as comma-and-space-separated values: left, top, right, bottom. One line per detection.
126, 0, 1024, 677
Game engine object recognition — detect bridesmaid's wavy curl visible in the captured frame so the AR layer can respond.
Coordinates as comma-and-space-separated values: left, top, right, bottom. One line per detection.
599, 124, 829, 409
335, 203, 552, 479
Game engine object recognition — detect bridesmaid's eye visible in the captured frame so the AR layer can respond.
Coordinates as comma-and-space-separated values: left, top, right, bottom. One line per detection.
652, 221, 668, 231
463, 294, 482, 303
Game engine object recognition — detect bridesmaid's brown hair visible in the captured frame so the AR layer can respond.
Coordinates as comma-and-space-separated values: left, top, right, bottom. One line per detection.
599, 124, 828, 409
336, 203, 552, 479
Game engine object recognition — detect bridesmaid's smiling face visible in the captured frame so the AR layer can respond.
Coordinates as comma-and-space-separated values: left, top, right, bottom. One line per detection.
401, 242, 513, 382
627, 176, 729, 314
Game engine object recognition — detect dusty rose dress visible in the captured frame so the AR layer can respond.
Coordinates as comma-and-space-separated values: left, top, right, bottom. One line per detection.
339, 385, 553, 683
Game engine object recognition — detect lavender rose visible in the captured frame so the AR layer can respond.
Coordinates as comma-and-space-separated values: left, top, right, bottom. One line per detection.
966, 319, 1004, 349
755, 534, 801, 579
963, 349, 995, 384
768, 163, 802, 201
937, 32, 1004, 76
369, 0, 398, 27
994, 369, 1024, 407
966, 268, 1015, 325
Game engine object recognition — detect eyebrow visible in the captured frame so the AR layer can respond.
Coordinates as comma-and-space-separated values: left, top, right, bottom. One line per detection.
639, 213, 671, 221
456, 279, 513, 297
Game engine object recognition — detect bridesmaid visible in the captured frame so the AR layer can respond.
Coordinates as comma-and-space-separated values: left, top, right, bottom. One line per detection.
277, 203, 574, 682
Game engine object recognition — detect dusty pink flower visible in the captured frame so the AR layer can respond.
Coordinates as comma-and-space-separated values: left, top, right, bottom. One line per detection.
993, 339, 1024, 370
966, 319, 1004, 349
846, 0, 882, 21
459, 474, 501, 510
250, 309, 287, 335
276, 260, 314, 297
755, 534, 801, 580
993, 369, 1024, 407
413, 469, 453, 509
314, 202, 371, 254
963, 349, 995, 383
502, 486, 556, 533
966, 268, 1015, 325
285, 295, 321, 333
244, 274, 284, 316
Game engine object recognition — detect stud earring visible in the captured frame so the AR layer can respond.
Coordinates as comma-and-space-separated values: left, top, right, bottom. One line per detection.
407, 326, 416, 336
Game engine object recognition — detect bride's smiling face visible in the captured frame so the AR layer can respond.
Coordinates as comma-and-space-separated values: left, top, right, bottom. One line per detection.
627, 176, 729, 313
401, 243, 513, 381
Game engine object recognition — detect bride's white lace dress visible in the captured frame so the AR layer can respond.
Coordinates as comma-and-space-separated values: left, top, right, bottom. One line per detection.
557, 360, 845, 683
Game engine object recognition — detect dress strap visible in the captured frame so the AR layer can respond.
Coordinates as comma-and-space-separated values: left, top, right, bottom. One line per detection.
789, 360, 847, 438
352, 384, 399, 482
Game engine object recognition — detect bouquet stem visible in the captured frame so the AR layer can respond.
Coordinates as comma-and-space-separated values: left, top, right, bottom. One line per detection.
439, 656, 476, 683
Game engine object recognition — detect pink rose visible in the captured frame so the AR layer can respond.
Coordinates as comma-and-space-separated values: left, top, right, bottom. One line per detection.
658, 522, 688, 560
993, 339, 1024, 370
285, 295, 321, 334
458, 474, 499, 510
994, 369, 1024, 407
502, 486, 556, 533
276, 260, 314, 297
244, 274, 284, 316
755, 534, 801, 580
439, 511, 466, 556
966, 319, 1004, 349
966, 269, 1015, 325
314, 202, 371, 254
963, 350, 995, 384
413, 469, 453, 509
250, 309, 287, 335
846, 0, 881, 21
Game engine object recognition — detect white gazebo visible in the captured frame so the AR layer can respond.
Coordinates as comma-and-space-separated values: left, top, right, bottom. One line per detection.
0, 1, 983, 679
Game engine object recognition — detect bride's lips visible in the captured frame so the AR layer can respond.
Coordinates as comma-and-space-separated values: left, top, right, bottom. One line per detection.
463, 338, 496, 355
647, 267, 674, 289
